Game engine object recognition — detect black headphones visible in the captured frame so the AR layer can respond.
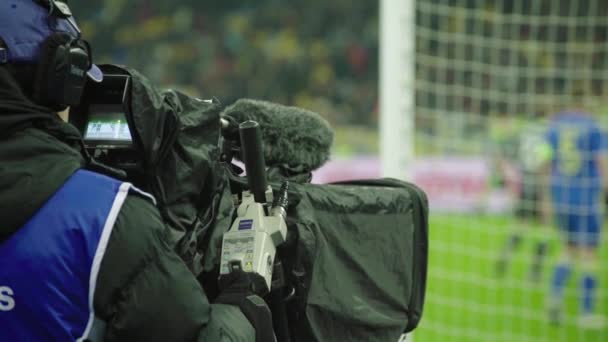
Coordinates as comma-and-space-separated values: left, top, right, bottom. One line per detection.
33, 0, 93, 110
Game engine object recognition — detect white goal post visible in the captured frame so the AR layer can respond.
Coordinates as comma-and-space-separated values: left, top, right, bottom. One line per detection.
380, 0, 416, 181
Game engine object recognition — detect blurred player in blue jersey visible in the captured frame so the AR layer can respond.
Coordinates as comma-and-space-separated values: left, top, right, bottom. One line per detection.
545, 95, 607, 329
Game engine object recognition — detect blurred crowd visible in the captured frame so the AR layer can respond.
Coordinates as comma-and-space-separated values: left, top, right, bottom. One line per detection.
72, 0, 379, 128
72, 1, 608, 157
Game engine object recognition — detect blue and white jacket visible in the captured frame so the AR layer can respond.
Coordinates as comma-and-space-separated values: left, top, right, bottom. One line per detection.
0, 170, 154, 341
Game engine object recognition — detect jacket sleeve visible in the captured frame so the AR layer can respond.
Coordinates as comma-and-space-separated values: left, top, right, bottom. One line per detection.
93, 193, 255, 341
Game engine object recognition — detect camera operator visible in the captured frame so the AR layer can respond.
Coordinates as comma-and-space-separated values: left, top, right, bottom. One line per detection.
0, 1, 271, 341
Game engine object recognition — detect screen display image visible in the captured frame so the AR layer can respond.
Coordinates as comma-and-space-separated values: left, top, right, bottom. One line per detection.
84, 111, 132, 142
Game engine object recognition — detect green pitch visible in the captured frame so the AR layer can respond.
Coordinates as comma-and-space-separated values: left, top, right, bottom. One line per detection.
414, 214, 608, 342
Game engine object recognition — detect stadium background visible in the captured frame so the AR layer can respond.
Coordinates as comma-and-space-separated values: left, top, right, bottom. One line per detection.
72, 1, 608, 341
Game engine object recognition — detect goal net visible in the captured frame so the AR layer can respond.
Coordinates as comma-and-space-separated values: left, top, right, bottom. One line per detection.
383, 0, 608, 341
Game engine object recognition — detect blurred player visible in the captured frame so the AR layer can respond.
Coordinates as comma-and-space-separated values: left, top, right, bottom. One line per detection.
495, 116, 550, 282
544, 96, 607, 329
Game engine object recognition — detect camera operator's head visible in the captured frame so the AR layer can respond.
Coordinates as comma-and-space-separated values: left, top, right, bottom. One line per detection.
0, 0, 102, 113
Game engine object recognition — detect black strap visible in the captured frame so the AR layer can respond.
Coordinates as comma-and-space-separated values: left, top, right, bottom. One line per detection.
35, 0, 73, 18
216, 269, 276, 342
215, 268, 276, 342
219, 294, 275, 342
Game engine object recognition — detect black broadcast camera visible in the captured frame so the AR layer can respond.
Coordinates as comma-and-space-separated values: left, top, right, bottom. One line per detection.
68, 69, 428, 341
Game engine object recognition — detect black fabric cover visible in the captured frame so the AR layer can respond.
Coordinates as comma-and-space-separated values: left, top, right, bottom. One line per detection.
105, 64, 429, 340
98, 65, 227, 275
284, 179, 428, 341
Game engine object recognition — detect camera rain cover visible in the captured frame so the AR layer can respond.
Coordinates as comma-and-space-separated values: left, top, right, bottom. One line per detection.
98, 65, 226, 274
94, 66, 429, 341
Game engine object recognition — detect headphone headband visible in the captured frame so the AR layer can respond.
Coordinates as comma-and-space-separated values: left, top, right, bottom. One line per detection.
35, 0, 73, 19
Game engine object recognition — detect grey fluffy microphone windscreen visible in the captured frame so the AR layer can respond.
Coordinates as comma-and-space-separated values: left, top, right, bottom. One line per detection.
221, 99, 334, 172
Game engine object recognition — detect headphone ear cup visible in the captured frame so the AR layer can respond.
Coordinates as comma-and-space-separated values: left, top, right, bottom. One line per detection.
33, 33, 72, 110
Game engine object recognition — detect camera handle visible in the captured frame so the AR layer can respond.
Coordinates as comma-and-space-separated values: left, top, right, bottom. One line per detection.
219, 120, 291, 341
